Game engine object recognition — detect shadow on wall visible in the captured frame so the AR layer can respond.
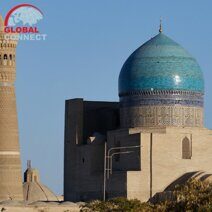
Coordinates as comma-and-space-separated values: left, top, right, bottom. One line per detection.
164, 171, 212, 191
149, 171, 212, 204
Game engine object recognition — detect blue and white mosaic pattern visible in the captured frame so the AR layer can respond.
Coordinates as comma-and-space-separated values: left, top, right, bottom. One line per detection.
118, 33, 204, 128
120, 90, 204, 108
119, 33, 204, 95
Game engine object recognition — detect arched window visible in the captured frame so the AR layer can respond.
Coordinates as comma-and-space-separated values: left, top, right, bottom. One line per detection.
182, 137, 192, 159
3, 54, 8, 65
8, 54, 13, 65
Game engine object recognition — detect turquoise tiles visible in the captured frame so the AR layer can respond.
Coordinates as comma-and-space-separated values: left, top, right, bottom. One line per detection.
119, 33, 204, 95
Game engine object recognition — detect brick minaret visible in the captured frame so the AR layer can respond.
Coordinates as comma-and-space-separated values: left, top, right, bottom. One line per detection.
0, 15, 23, 200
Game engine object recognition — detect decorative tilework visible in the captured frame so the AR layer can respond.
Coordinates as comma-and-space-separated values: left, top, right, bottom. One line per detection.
120, 105, 203, 128
120, 90, 204, 108
118, 33, 204, 128
120, 89, 204, 128
118, 33, 204, 95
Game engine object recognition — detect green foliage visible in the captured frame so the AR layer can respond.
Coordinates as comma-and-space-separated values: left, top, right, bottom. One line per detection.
80, 180, 212, 212
161, 179, 212, 211
80, 197, 153, 212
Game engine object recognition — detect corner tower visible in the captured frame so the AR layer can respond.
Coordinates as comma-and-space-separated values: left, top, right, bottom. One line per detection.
0, 15, 23, 200
119, 29, 204, 128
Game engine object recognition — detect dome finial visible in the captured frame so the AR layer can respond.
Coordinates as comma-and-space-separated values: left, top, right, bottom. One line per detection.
159, 18, 163, 33
27, 160, 31, 169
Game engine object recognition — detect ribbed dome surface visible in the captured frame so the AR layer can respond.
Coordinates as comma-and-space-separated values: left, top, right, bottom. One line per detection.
119, 33, 204, 95
23, 182, 58, 202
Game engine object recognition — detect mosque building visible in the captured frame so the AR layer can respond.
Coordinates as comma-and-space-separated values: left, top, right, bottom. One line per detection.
64, 23, 212, 202
0, 7, 211, 206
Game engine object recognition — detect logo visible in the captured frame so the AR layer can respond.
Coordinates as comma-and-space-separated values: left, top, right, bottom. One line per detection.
3, 4, 47, 41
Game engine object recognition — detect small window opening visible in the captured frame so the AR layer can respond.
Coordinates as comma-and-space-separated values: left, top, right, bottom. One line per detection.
182, 136, 192, 159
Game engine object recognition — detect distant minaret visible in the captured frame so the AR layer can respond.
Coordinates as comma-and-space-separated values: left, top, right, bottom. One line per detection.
0, 15, 23, 200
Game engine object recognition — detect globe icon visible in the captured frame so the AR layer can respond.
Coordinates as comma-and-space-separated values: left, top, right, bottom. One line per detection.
8, 6, 43, 27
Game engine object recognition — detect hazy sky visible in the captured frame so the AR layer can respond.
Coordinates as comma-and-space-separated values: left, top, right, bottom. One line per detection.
1, 0, 212, 195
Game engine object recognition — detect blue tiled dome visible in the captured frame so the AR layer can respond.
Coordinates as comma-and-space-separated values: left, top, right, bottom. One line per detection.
118, 33, 204, 95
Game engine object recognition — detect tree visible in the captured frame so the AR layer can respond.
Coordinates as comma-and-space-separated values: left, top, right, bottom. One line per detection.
80, 180, 212, 212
